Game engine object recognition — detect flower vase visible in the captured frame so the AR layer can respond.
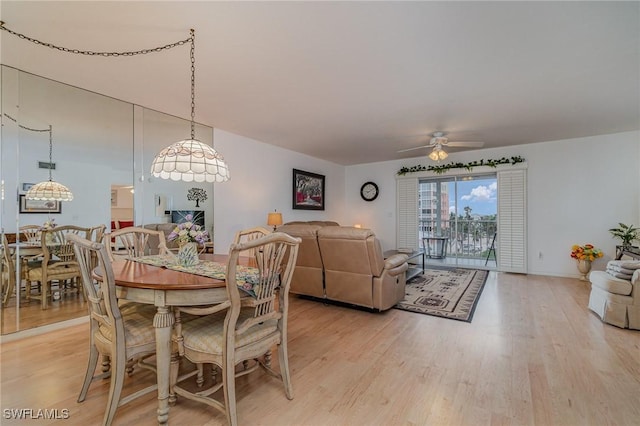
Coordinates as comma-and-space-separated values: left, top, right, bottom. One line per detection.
177, 242, 199, 267
576, 259, 591, 281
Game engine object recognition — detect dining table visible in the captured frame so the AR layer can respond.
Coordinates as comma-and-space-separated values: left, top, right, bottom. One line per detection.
95, 253, 251, 425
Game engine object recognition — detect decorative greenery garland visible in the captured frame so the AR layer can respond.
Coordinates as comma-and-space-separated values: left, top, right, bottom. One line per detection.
397, 156, 525, 175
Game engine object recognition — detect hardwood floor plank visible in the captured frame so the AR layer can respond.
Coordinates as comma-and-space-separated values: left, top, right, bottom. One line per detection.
1, 272, 639, 425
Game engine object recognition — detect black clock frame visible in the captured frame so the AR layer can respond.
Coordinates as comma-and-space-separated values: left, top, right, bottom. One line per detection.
360, 181, 379, 201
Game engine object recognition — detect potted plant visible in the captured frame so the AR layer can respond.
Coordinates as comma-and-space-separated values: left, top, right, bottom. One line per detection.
608, 223, 639, 249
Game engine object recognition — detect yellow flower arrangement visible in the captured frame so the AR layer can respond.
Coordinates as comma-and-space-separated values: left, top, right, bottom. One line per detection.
570, 243, 603, 261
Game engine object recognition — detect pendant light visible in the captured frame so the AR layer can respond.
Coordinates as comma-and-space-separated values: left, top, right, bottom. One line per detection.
0, 22, 228, 184
150, 29, 230, 183
25, 124, 74, 201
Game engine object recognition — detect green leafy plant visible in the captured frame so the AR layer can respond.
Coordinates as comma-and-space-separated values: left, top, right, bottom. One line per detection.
608, 223, 639, 248
397, 156, 525, 175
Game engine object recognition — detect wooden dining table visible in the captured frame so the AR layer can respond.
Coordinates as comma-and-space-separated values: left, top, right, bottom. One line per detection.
97, 253, 251, 425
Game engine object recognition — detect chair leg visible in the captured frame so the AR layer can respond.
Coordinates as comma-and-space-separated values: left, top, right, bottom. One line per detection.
103, 349, 126, 426
102, 355, 111, 374
278, 341, 293, 400
197, 363, 205, 387
78, 344, 99, 403
41, 281, 49, 309
222, 357, 238, 426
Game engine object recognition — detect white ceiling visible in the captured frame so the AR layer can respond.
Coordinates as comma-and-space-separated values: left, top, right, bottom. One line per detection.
2, 1, 639, 165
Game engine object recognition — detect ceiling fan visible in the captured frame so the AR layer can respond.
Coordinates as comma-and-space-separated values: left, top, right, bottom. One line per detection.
398, 131, 484, 161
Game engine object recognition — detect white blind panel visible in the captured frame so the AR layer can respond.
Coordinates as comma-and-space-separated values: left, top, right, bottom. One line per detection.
497, 169, 527, 273
397, 178, 419, 250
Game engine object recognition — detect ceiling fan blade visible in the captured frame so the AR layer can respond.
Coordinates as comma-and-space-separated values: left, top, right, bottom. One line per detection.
397, 144, 432, 153
446, 141, 485, 148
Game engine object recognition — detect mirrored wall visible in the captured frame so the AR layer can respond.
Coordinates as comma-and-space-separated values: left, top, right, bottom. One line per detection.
0, 65, 214, 335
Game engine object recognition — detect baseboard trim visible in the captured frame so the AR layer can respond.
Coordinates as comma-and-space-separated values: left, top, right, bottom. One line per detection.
0, 315, 88, 343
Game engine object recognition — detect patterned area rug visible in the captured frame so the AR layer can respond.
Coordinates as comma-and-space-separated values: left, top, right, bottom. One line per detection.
395, 268, 489, 322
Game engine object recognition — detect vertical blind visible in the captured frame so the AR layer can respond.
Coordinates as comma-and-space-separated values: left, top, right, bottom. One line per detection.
497, 169, 527, 273
396, 178, 419, 250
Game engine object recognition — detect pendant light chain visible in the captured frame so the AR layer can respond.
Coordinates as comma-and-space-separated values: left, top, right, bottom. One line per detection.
2, 20, 229, 183
0, 21, 192, 57
3, 114, 56, 180
190, 29, 196, 140
48, 125, 53, 181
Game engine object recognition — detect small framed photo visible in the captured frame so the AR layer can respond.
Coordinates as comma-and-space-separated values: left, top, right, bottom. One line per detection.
19, 194, 62, 214
293, 169, 325, 210
22, 183, 35, 192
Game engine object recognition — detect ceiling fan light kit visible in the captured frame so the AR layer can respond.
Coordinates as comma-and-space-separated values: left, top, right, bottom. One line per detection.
398, 131, 485, 161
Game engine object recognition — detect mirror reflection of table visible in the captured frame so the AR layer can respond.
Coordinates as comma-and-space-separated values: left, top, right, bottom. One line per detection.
95, 253, 252, 425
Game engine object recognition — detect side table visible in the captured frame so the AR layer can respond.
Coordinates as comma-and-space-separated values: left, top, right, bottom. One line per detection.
384, 248, 425, 281
615, 246, 640, 260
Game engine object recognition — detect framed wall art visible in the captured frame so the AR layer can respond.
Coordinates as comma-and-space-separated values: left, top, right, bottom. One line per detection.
19, 194, 62, 214
293, 169, 325, 210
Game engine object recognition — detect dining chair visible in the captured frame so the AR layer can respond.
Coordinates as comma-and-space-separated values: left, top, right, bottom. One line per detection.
26, 225, 90, 309
67, 233, 157, 426
233, 227, 272, 257
1, 234, 17, 307
105, 227, 172, 261
19, 224, 42, 244
172, 232, 301, 426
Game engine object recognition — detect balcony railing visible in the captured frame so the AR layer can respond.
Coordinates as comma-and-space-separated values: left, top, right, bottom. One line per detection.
419, 219, 497, 260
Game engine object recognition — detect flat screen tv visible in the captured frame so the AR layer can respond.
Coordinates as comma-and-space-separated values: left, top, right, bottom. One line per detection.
171, 210, 205, 228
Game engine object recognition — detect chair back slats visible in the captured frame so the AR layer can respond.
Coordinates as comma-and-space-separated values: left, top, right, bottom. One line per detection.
68, 234, 120, 332
233, 227, 272, 258
227, 232, 300, 337
19, 225, 42, 244
105, 227, 170, 261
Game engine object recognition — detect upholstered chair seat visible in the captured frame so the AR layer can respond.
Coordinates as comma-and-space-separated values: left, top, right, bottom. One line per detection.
588, 269, 640, 330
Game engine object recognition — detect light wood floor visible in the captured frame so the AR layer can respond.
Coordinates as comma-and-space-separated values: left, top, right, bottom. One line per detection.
1, 272, 639, 425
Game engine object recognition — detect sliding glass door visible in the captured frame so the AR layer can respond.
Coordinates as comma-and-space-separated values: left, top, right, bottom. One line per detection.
418, 173, 497, 269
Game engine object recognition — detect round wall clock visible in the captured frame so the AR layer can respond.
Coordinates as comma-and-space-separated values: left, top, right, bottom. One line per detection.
360, 181, 379, 201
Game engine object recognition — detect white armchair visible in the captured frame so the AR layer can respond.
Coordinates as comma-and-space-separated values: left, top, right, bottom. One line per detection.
588, 268, 640, 330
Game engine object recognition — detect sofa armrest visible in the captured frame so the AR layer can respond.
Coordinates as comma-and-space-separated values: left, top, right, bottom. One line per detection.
385, 254, 409, 276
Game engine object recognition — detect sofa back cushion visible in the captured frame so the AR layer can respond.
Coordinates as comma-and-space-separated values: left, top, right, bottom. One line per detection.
277, 224, 324, 297
143, 223, 180, 250
317, 227, 386, 308
284, 220, 339, 227
317, 227, 385, 275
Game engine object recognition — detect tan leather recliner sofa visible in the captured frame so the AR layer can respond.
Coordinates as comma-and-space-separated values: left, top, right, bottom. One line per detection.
277, 223, 408, 311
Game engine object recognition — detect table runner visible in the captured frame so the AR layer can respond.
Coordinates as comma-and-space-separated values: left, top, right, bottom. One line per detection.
132, 255, 260, 297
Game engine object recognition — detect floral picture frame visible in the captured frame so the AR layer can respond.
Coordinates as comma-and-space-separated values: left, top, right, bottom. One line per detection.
293, 169, 325, 210
19, 194, 62, 214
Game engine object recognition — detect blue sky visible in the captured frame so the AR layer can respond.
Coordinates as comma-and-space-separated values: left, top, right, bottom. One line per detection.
449, 177, 497, 216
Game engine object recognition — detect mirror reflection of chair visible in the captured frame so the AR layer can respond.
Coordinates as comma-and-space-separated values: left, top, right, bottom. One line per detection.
67, 233, 157, 426
172, 232, 301, 426
19, 224, 42, 245
105, 227, 171, 262
26, 225, 90, 309
1, 234, 17, 307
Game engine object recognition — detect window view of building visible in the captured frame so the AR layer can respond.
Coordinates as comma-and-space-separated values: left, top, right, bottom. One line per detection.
419, 175, 497, 265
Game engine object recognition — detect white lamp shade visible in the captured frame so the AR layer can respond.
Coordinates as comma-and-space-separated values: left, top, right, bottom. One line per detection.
25, 180, 74, 201
150, 139, 230, 183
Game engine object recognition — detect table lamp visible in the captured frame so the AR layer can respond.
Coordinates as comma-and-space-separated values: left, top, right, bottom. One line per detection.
267, 211, 283, 231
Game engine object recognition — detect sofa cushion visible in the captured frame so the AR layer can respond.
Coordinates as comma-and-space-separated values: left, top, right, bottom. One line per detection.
283, 221, 339, 227
590, 271, 632, 296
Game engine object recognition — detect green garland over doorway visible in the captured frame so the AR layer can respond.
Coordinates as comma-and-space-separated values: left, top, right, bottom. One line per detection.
397, 156, 525, 175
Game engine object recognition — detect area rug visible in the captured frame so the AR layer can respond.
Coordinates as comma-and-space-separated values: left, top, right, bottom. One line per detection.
394, 268, 489, 322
